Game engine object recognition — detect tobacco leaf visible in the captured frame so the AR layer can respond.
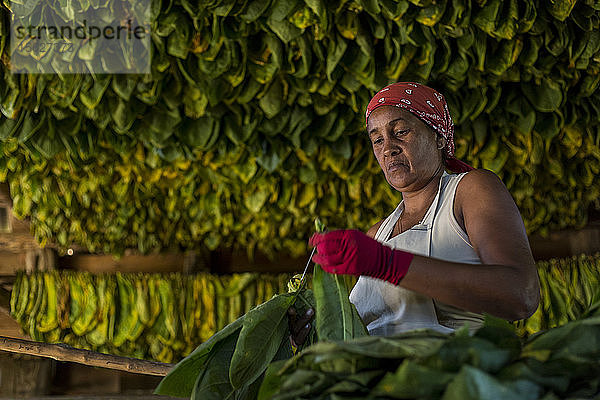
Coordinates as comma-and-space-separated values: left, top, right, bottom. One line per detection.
229, 293, 296, 388
154, 316, 245, 397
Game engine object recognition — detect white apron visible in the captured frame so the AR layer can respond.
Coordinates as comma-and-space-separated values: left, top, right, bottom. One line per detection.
349, 172, 456, 335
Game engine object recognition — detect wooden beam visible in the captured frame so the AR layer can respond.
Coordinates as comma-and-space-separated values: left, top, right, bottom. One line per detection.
0, 336, 174, 376
529, 223, 600, 260
58, 253, 187, 273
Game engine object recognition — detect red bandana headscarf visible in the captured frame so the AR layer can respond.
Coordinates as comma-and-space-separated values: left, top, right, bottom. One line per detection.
365, 82, 474, 174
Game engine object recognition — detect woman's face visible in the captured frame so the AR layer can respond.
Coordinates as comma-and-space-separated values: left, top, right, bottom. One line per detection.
367, 106, 444, 192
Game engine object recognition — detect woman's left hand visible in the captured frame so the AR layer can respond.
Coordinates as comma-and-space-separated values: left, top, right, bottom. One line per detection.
309, 230, 414, 285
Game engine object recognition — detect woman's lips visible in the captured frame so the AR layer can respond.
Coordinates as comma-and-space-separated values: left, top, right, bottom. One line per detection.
387, 160, 407, 172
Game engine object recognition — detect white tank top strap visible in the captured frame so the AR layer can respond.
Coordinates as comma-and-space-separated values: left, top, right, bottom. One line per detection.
375, 201, 404, 242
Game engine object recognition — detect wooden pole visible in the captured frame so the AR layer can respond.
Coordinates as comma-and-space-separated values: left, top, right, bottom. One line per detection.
0, 336, 175, 376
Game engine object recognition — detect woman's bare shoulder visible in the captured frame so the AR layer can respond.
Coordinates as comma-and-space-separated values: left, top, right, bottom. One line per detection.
458, 168, 506, 190
455, 169, 511, 205
366, 219, 386, 239
453, 169, 516, 234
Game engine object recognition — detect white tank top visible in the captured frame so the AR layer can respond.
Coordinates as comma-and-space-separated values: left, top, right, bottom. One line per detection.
349, 171, 484, 335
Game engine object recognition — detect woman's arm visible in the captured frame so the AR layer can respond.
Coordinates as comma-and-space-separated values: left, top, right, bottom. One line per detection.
398, 169, 540, 320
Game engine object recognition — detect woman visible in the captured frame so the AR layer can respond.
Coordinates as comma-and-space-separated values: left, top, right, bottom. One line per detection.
290, 82, 540, 342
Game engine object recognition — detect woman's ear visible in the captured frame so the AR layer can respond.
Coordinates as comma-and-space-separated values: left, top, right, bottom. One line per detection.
436, 136, 446, 150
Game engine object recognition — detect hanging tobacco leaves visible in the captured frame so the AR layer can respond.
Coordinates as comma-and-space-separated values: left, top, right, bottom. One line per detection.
0, 1, 599, 257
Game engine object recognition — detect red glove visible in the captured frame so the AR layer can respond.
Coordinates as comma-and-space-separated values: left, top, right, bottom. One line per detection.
309, 229, 414, 285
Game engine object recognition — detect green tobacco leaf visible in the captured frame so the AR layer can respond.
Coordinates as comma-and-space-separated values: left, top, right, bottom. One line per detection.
0, 88, 21, 119
212, 0, 237, 16
269, 0, 296, 21
482, 145, 509, 173
313, 264, 368, 342
547, 0, 577, 21
259, 80, 284, 119
373, 360, 455, 398
517, 0, 537, 33
416, 1, 447, 26
442, 365, 542, 400
240, 0, 272, 22
31, 127, 63, 159
319, 330, 446, 360
326, 34, 347, 79
255, 139, 286, 172
493, 0, 518, 39
167, 14, 192, 58
17, 111, 43, 143
229, 293, 296, 388
267, 18, 302, 43
522, 79, 563, 112
497, 361, 569, 393
179, 116, 220, 149
523, 318, 600, 361
299, 165, 317, 184
79, 76, 111, 109
534, 112, 561, 143
256, 350, 293, 399
277, 332, 447, 378
110, 98, 137, 133
154, 316, 245, 397
473, 0, 502, 35
191, 329, 240, 400
359, 0, 381, 17
474, 315, 521, 357
111, 75, 137, 101
144, 104, 181, 146
244, 187, 270, 213
425, 332, 514, 374
112, 274, 137, 346
0, 114, 23, 140
270, 369, 337, 399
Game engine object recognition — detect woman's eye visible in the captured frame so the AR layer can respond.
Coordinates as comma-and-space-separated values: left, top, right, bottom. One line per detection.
394, 129, 408, 136
372, 137, 383, 145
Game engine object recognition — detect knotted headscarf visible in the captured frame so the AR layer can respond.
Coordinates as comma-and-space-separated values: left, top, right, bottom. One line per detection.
365, 82, 474, 174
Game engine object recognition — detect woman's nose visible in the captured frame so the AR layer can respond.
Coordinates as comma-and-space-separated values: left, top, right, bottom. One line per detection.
383, 141, 400, 157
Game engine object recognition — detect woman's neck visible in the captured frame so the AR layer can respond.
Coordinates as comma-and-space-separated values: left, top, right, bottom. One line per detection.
401, 168, 444, 218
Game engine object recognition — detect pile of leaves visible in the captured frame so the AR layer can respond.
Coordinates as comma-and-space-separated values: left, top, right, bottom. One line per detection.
10, 270, 290, 362
259, 312, 600, 400
1, 0, 600, 256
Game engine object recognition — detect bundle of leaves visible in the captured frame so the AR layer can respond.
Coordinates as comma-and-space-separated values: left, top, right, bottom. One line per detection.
10, 270, 291, 363
260, 310, 600, 400
516, 253, 600, 336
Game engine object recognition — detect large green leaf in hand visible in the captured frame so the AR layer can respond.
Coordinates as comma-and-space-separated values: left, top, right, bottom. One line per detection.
154, 316, 245, 397
229, 293, 296, 388
313, 264, 368, 342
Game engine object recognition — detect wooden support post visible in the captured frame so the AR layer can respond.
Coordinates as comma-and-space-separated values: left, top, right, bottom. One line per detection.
0, 336, 175, 376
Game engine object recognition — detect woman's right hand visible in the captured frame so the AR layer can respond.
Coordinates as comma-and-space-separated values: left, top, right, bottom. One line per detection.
287, 306, 314, 347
